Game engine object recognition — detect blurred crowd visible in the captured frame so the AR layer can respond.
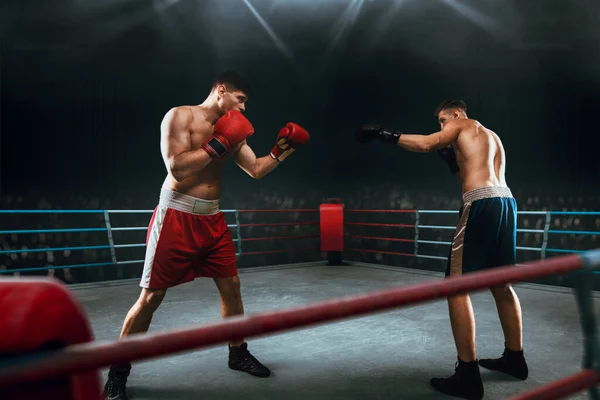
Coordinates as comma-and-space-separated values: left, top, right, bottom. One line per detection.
1, 184, 598, 287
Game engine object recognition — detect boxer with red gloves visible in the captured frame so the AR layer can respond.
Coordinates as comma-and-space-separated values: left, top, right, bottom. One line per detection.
104, 70, 310, 400
270, 122, 310, 162
202, 109, 255, 159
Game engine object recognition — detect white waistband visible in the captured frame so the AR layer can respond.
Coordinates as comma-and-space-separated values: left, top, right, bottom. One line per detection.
463, 186, 513, 203
159, 189, 220, 215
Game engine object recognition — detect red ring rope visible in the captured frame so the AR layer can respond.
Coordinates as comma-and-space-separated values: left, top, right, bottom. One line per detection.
240, 222, 318, 227
508, 369, 600, 400
345, 209, 416, 213
348, 248, 415, 257
241, 248, 319, 256
346, 235, 414, 243
345, 222, 415, 228
238, 209, 317, 213
241, 235, 319, 242
0, 253, 583, 389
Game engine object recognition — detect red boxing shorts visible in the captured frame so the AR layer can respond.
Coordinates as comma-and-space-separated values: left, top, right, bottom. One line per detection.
140, 189, 238, 289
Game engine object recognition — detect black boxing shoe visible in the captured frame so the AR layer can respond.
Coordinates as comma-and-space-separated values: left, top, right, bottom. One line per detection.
104, 364, 131, 400
430, 358, 484, 400
228, 343, 271, 377
479, 346, 529, 380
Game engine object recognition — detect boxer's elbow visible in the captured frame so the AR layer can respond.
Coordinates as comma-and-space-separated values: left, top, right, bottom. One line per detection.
249, 158, 271, 179
168, 159, 187, 182
238, 162, 264, 179
420, 137, 439, 153
250, 167, 265, 180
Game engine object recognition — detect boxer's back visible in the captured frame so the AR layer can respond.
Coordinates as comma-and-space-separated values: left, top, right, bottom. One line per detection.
161, 105, 229, 199
455, 119, 507, 193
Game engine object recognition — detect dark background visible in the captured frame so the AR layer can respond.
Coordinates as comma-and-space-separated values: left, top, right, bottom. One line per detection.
1, 0, 599, 285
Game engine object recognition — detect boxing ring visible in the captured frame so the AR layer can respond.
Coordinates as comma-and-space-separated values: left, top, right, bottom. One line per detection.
1, 204, 600, 399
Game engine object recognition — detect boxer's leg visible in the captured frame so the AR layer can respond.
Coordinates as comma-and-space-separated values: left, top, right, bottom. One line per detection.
119, 288, 167, 337
491, 197, 523, 351
104, 290, 167, 400
447, 294, 476, 361
480, 197, 528, 380
214, 275, 244, 346
201, 213, 270, 378
195, 213, 244, 344
490, 285, 523, 350
124, 206, 194, 336
446, 203, 477, 362
105, 206, 197, 399
431, 200, 484, 399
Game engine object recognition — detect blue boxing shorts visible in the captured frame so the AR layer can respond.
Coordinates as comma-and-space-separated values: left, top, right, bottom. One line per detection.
446, 186, 517, 277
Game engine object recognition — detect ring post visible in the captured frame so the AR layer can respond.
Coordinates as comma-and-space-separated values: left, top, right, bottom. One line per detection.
414, 211, 420, 257
575, 249, 600, 400
234, 210, 242, 257
103, 211, 118, 265
320, 198, 344, 265
541, 212, 552, 259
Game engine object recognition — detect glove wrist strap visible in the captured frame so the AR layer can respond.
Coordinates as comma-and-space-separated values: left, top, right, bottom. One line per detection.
202, 136, 227, 159
270, 144, 295, 162
379, 129, 402, 144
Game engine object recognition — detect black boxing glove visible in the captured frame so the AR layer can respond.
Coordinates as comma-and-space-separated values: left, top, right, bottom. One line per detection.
437, 145, 459, 174
356, 124, 402, 144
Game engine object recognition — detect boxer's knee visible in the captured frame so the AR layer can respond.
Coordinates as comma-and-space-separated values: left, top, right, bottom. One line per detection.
137, 288, 167, 312
490, 284, 513, 300
215, 275, 241, 300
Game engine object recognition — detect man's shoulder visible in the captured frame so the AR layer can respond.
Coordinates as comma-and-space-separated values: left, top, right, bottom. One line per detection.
452, 118, 485, 135
461, 118, 481, 128
168, 105, 203, 117
163, 105, 203, 125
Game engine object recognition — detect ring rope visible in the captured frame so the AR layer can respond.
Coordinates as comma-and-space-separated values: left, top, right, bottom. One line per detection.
345, 209, 416, 213
239, 222, 318, 227
2, 209, 598, 215
345, 222, 415, 228
237, 209, 317, 213
241, 235, 319, 242
0, 228, 108, 235
0, 251, 592, 392
237, 248, 319, 256
0, 262, 117, 274
2, 207, 597, 280
345, 235, 415, 243
0, 245, 112, 255
116, 259, 146, 265
416, 254, 448, 260
509, 370, 600, 400
348, 248, 415, 257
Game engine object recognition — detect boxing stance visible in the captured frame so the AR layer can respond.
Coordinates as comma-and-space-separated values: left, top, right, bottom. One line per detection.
104, 70, 310, 400
357, 100, 528, 400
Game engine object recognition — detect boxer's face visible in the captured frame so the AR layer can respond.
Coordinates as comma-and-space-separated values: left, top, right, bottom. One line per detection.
217, 85, 247, 114
437, 109, 461, 129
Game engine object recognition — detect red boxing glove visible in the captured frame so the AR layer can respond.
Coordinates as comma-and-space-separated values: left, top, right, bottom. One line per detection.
0, 278, 102, 400
202, 110, 254, 159
270, 122, 310, 162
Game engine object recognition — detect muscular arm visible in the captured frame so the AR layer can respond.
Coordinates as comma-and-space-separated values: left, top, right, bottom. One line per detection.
161, 107, 213, 182
396, 120, 463, 153
232, 141, 279, 179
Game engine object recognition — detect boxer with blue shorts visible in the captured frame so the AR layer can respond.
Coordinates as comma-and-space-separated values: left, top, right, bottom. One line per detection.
446, 186, 517, 278
357, 100, 529, 400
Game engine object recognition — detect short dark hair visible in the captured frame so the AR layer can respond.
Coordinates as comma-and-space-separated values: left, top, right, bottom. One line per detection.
212, 70, 251, 96
434, 100, 467, 116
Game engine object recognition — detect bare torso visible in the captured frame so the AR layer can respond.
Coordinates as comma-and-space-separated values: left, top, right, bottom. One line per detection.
160, 105, 235, 200
453, 119, 507, 194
